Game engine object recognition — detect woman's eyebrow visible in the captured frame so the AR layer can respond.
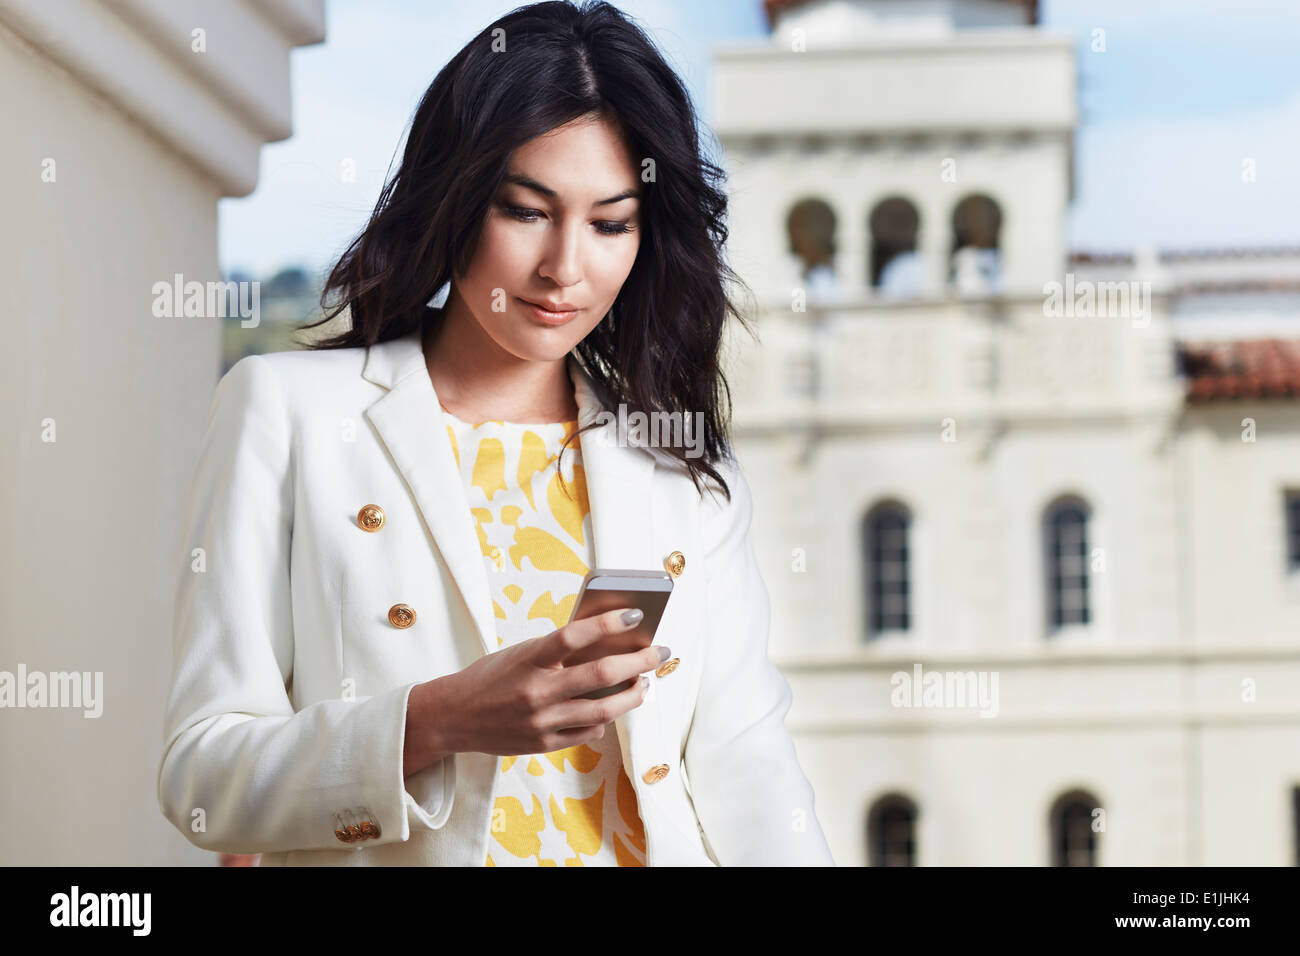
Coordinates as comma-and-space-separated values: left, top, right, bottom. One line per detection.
503, 173, 640, 206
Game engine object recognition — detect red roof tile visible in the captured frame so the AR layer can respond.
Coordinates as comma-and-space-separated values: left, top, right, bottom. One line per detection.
1180, 339, 1300, 401
1175, 280, 1300, 293
1161, 245, 1300, 262
1069, 245, 1300, 264
1068, 251, 1135, 265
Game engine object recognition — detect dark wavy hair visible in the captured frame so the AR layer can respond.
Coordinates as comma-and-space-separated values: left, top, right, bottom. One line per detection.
296, 0, 754, 501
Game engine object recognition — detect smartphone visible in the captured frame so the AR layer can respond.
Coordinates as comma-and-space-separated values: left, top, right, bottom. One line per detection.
565, 569, 674, 699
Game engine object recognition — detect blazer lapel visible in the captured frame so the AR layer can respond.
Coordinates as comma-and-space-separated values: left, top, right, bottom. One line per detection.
360, 321, 659, 658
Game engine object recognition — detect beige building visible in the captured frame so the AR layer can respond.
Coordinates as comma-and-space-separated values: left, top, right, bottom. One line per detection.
717, 0, 1300, 865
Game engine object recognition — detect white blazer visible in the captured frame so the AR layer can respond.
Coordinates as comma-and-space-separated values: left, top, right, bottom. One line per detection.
157, 321, 835, 866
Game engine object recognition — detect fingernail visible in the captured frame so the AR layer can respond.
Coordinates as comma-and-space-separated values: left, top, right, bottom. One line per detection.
621, 608, 643, 626
640, 676, 649, 691
656, 646, 670, 662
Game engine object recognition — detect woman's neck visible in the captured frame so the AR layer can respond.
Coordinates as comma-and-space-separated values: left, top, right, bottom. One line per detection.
422, 304, 579, 425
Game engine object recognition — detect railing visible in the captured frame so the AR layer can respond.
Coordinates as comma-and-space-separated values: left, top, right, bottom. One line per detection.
724, 294, 1183, 431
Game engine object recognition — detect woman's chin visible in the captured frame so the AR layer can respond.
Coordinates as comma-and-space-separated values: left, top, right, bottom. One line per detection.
498, 329, 586, 363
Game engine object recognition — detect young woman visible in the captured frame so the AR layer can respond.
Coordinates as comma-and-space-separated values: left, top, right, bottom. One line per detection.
158, 0, 834, 867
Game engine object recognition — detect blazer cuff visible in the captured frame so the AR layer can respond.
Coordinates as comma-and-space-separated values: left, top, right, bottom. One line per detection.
392, 682, 455, 833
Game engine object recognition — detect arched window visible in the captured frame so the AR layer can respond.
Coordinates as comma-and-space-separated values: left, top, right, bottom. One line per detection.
786, 198, 838, 299
1044, 496, 1091, 634
869, 197, 921, 297
1292, 785, 1300, 865
949, 194, 1002, 295
867, 793, 918, 866
1049, 790, 1101, 866
862, 501, 911, 638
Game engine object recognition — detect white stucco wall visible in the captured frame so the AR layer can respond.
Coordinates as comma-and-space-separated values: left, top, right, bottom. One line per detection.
0, 0, 323, 865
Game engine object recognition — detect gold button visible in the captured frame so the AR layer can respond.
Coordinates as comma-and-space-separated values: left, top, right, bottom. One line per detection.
665, 551, 685, 578
334, 828, 351, 844
357, 504, 385, 532
388, 603, 416, 628
642, 764, 670, 784
655, 657, 679, 678
359, 820, 381, 840
344, 824, 363, 842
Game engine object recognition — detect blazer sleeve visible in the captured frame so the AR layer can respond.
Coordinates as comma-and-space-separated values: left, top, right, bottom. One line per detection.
683, 456, 836, 865
157, 354, 453, 854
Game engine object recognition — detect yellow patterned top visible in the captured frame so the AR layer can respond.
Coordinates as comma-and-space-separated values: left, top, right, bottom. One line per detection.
443, 410, 647, 866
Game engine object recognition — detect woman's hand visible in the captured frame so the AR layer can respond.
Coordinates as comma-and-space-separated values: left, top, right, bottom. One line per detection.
403, 608, 666, 775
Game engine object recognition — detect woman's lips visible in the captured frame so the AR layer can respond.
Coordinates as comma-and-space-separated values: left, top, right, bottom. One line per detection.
517, 297, 581, 326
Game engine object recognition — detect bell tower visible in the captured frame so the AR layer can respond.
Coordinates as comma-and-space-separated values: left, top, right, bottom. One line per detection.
715, 0, 1071, 303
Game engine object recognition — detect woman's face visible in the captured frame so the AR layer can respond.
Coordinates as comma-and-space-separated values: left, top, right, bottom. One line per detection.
451, 114, 642, 362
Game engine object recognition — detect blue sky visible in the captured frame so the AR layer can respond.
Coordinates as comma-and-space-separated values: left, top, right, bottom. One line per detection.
219, 0, 1300, 277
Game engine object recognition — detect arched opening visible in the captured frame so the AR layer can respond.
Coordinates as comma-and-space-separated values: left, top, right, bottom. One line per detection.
1043, 496, 1091, 634
866, 793, 919, 866
869, 197, 922, 297
949, 194, 1003, 294
786, 197, 838, 298
1049, 789, 1101, 866
861, 500, 912, 638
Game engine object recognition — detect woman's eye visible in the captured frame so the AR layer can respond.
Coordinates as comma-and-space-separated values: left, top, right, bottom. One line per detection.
502, 204, 633, 237
503, 204, 542, 222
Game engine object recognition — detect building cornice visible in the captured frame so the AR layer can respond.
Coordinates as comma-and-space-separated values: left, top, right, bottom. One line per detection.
777, 642, 1300, 670
0, 0, 325, 196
